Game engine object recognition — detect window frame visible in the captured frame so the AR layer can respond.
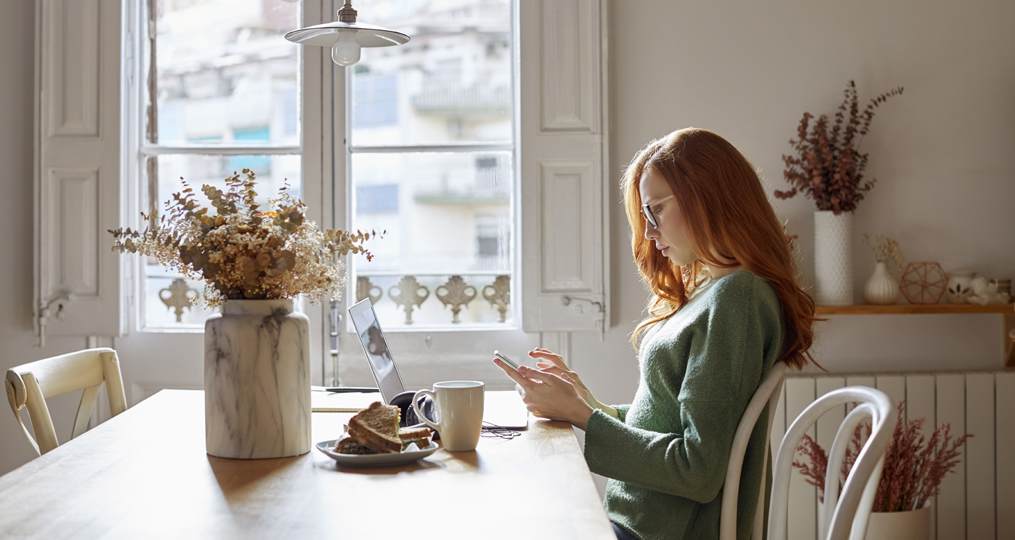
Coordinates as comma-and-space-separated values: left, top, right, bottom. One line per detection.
125, 0, 309, 334
32, 0, 608, 390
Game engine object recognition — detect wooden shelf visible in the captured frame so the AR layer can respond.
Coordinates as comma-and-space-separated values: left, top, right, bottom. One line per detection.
815, 303, 1015, 368
816, 304, 1014, 315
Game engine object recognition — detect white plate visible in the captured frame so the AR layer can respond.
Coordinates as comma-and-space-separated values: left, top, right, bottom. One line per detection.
316, 439, 439, 467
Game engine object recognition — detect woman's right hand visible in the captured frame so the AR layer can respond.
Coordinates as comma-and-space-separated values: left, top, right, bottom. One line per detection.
528, 348, 616, 417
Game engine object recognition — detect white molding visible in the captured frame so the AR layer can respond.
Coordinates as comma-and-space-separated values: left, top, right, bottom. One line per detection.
34, 0, 123, 342
539, 161, 595, 291
539, 0, 598, 133
43, 169, 100, 295
45, 0, 101, 137
521, 0, 608, 334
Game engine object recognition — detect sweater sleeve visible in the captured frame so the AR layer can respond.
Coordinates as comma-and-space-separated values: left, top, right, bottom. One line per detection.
613, 404, 630, 422
584, 278, 774, 503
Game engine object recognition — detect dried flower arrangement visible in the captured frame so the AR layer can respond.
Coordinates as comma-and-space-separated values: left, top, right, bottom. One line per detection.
793, 401, 971, 513
110, 170, 380, 306
775, 81, 904, 214
862, 232, 908, 278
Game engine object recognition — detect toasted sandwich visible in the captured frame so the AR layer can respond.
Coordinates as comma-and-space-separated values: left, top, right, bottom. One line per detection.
337, 401, 402, 454
397, 425, 432, 448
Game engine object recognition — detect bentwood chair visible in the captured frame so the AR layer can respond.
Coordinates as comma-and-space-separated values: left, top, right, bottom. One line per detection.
769, 386, 896, 540
5, 348, 127, 456
719, 361, 787, 540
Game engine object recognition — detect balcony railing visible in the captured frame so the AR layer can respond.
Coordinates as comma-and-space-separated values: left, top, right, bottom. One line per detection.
412, 166, 511, 203
411, 74, 510, 115
356, 272, 510, 327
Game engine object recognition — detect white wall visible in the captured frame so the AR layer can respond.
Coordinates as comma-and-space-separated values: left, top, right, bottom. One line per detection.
575, 0, 1015, 409
1, 0, 1013, 477
0, 1, 96, 475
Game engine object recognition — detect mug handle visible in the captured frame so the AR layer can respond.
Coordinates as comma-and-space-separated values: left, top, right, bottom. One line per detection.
412, 389, 440, 432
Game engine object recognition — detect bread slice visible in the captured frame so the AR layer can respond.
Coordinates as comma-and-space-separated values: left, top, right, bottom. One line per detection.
398, 426, 432, 448
333, 435, 378, 455
346, 401, 402, 453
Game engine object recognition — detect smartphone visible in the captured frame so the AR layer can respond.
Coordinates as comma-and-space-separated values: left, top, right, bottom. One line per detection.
493, 350, 521, 371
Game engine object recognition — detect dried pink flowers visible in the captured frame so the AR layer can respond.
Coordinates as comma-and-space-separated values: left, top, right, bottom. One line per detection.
110, 170, 381, 306
775, 81, 903, 214
792, 400, 971, 512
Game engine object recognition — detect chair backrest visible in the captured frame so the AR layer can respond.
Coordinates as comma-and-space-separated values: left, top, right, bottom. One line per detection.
719, 361, 787, 540
5, 348, 127, 456
769, 386, 896, 540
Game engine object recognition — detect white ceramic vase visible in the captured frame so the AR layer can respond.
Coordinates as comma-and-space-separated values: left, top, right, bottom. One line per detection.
864, 261, 899, 305
858, 504, 933, 540
945, 271, 976, 304
204, 299, 311, 459
814, 210, 854, 306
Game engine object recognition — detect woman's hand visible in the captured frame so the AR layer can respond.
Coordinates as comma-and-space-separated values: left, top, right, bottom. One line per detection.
528, 348, 618, 419
492, 349, 594, 430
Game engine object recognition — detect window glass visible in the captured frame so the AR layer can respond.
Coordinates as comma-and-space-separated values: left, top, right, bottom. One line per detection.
141, 0, 302, 330
347, 2, 514, 330
350, 0, 512, 147
153, 0, 300, 146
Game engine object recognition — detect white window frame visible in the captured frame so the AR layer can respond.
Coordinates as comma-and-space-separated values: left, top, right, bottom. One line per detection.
33, 0, 609, 391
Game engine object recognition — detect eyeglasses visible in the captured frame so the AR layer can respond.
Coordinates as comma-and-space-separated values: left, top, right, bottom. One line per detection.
641, 196, 673, 230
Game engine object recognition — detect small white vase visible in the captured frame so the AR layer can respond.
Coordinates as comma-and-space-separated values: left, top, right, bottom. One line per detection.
204, 299, 311, 459
864, 262, 899, 304
945, 270, 976, 303
814, 210, 854, 305
860, 504, 933, 540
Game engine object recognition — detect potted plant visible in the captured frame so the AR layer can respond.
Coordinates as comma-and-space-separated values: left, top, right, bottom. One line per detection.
110, 170, 380, 459
793, 401, 971, 540
775, 80, 903, 306
861, 232, 907, 305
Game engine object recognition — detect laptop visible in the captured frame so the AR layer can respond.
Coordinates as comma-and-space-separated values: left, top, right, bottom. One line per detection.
348, 298, 528, 429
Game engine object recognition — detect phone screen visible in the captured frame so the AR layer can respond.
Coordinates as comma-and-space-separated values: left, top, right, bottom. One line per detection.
494, 350, 520, 371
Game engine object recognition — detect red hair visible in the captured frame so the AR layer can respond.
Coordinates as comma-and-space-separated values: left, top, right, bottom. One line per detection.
623, 128, 820, 370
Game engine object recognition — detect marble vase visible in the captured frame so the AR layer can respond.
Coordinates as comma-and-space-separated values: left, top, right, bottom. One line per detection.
204, 299, 311, 459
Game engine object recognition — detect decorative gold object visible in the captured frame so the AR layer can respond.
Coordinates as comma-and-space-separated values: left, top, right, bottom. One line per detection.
159, 278, 199, 323
436, 275, 477, 323
357, 276, 382, 305
482, 275, 510, 323
388, 276, 429, 325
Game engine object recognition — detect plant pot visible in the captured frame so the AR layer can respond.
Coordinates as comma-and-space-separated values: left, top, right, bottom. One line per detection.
814, 210, 854, 305
204, 299, 311, 459
860, 503, 933, 540
864, 262, 899, 304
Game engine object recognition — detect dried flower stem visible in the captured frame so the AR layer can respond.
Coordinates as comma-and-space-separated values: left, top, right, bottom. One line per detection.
792, 400, 971, 512
775, 81, 903, 214
862, 232, 908, 278
110, 170, 382, 306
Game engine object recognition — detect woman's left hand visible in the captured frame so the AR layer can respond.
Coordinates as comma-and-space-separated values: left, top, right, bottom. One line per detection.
492, 357, 595, 430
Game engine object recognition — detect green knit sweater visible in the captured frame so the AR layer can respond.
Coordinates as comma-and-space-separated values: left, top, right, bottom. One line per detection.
584, 270, 783, 540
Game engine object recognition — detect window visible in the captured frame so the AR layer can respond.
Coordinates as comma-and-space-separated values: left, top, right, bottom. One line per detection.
347, 0, 515, 330
33, 0, 609, 387
135, 0, 303, 330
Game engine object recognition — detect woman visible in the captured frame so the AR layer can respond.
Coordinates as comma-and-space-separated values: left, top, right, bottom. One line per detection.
494, 128, 819, 540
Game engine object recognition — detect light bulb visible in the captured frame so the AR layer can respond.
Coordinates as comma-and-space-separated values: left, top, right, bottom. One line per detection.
331, 31, 361, 67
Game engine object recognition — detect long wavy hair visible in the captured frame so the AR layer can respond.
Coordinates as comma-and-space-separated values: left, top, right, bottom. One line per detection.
623, 128, 819, 370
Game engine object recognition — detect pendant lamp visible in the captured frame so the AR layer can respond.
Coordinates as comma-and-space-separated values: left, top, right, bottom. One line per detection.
284, 1, 410, 67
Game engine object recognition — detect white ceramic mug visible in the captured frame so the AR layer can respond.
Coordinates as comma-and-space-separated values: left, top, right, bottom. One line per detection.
413, 381, 484, 452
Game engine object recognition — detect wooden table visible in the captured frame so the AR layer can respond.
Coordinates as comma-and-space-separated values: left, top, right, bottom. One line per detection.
0, 390, 614, 539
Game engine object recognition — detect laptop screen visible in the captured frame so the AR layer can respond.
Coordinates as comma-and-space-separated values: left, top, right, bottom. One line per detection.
348, 299, 406, 404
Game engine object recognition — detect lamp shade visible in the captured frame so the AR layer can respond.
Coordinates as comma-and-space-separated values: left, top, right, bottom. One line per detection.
284, 21, 409, 49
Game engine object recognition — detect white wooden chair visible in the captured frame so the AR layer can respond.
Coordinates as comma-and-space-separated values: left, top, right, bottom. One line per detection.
769, 386, 897, 540
5, 348, 127, 456
719, 361, 788, 540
